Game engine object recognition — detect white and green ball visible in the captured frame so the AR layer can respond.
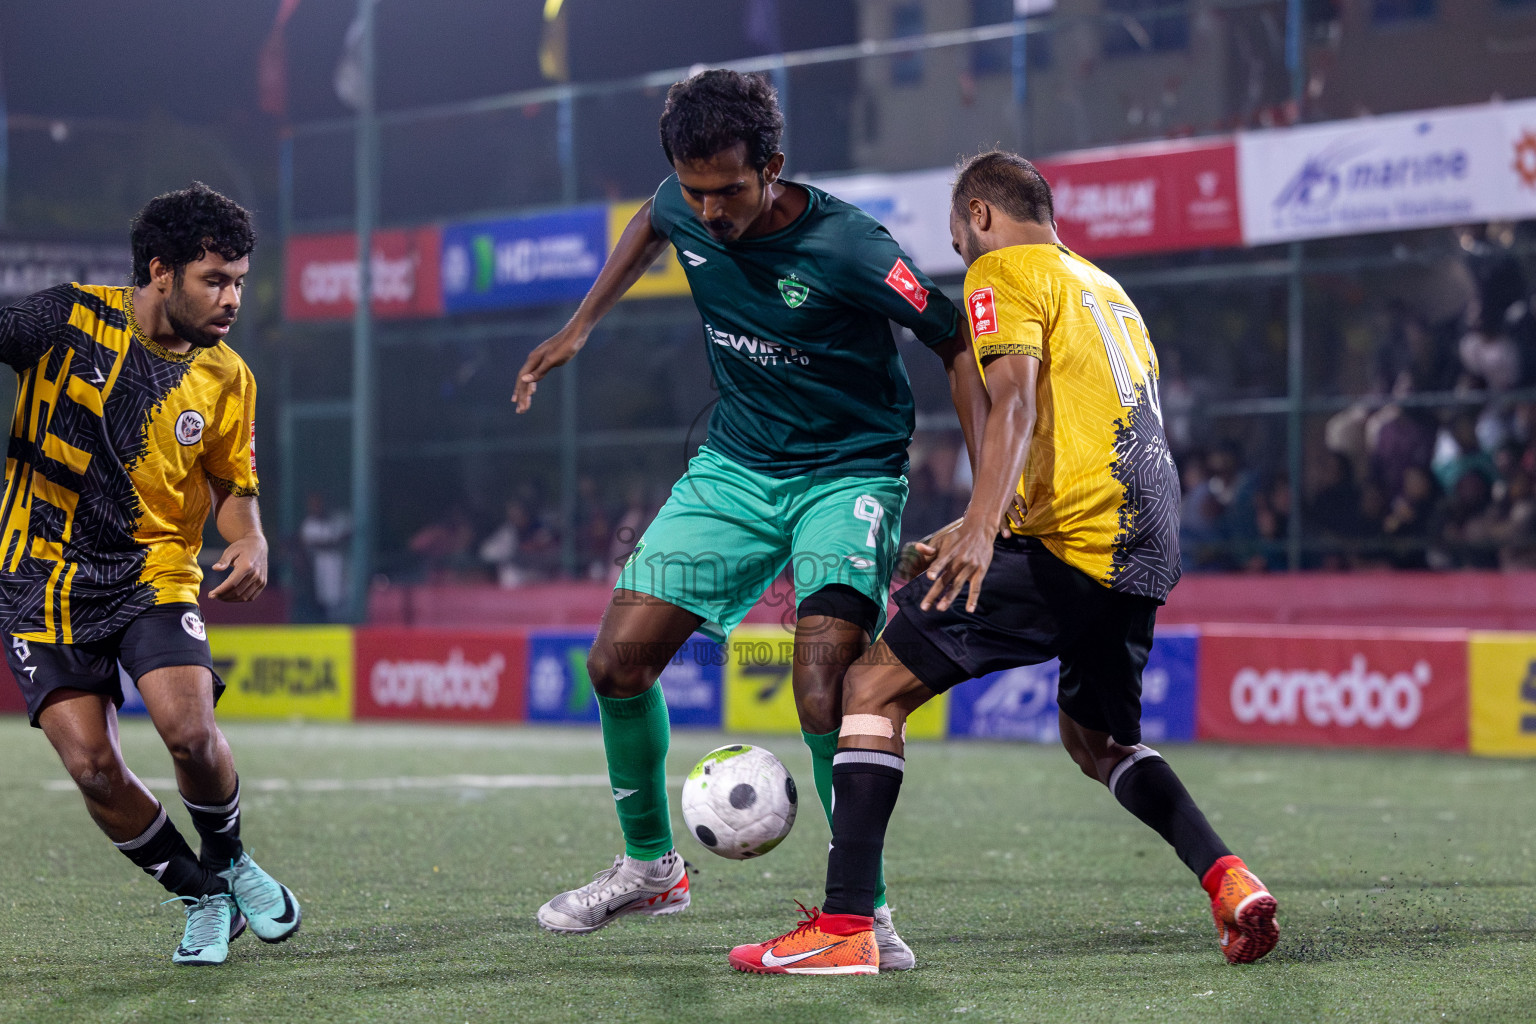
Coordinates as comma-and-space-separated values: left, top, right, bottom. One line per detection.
680, 744, 798, 860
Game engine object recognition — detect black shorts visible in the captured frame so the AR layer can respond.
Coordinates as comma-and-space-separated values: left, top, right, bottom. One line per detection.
882, 536, 1158, 746
5, 602, 223, 727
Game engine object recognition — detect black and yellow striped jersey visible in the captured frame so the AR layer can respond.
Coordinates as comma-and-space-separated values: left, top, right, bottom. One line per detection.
0, 283, 258, 643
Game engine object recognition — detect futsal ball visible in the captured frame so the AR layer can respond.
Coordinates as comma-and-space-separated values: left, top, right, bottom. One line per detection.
681, 744, 797, 859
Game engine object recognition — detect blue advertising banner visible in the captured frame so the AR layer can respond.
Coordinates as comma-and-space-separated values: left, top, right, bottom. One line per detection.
946, 628, 1199, 742
440, 205, 607, 313
526, 630, 723, 726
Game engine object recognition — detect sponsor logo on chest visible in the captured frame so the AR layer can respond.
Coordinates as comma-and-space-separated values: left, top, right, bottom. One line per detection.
705, 324, 809, 367
175, 410, 206, 446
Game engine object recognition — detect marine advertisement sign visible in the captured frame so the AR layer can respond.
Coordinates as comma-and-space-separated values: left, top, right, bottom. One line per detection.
1237, 98, 1536, 246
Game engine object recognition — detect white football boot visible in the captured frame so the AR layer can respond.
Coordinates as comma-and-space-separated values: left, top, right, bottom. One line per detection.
874, 904, 916, 971
537, 850, 690, 934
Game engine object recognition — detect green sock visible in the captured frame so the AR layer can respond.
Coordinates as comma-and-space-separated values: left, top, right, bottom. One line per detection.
803, 728, 887, 909
597, 686, 673, 860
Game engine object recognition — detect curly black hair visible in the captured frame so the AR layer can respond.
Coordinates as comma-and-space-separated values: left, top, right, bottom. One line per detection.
658, 69, 784, 172
952, 151, 1054, 226
130, 182, 256, 286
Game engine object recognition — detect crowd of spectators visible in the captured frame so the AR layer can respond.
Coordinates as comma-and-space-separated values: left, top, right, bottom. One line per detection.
1178, 225, 1536, 572
329, 224, 1535, 594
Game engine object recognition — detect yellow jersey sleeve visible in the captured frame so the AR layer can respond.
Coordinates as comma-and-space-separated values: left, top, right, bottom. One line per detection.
201, 361, 259, 498
964, 256, 1045, 363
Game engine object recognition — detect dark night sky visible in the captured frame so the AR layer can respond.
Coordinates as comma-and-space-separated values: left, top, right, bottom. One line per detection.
1, 1, 853, 121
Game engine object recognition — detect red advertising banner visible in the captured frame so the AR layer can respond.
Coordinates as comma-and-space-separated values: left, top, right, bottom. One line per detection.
1197, 626, 1468, 751
284, 227, 443, 321
354, 628, 526, 723
1037, 138, 1242, 259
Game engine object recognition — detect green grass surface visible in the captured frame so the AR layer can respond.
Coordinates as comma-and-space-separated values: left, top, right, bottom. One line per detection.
2, 719, 1535, 1023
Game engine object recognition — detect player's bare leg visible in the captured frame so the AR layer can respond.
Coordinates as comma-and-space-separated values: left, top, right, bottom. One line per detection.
138, 666, 235, 804
1058, 711, 1279, 964
731, 639, 932, 974
139, 666, 300, 945
38, 690, 162, 842
38, 687, 245, 963
538, 590, 701, 933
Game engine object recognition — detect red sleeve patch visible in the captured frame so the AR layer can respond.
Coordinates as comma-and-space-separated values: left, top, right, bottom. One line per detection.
884, 258, 929, 313
967, 287, 998, 337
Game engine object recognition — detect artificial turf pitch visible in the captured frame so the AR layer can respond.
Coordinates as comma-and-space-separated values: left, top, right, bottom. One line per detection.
1, 719, 1533, 1023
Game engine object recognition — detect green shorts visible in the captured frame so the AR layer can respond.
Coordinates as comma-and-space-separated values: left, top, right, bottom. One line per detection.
617, 446, 908, 640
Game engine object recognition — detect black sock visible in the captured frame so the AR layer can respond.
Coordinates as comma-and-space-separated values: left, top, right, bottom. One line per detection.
822, 749, 905, 917
182, 777, 243, 870
112, 806, 227, 898
1109, 749, 1231, 878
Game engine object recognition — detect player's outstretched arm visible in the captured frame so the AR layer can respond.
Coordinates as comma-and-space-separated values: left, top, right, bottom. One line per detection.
207, 483, 268, 603
922, 353, 1039, 613
513, 201, 671, 413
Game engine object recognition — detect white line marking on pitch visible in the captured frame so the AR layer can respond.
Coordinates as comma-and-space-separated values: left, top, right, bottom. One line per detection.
42, 774, 612, 793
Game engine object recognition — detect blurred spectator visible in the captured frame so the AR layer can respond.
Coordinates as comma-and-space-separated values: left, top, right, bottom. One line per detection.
1431, 413, 1497, 494
575, 477, 614, 580
608, 485, 652, 581
299, 493, 351, 621
1382, 465, 1440, 569
1429, 467, 1496, 569
409, 506, 477, 581
479, 500, 531, 588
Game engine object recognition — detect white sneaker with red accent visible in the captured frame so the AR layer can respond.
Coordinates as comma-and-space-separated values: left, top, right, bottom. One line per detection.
537, 851, 690, 934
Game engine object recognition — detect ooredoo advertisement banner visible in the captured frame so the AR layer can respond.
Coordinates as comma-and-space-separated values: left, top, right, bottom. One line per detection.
354, 628, 526, 723
284, 227, 443, 321
946, 628, 1198, 742
1238, 98, 1536, 246
1196, 626, 1468, 750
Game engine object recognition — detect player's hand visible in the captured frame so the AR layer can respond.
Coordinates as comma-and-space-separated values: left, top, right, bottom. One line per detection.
919, 518, 996, 614
893, 519, 963, 583
513, 325, 587, 413
209, 535, 268, 603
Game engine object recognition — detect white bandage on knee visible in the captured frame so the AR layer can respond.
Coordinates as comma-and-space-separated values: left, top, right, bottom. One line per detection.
839, 713, 896, 739
1107, 747, 1162, 798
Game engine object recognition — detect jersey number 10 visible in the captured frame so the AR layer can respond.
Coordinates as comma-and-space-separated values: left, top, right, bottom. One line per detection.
1081, 290, 1162, 424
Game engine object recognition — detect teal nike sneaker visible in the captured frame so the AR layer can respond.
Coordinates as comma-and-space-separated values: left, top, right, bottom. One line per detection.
168, 893, 244, 966
219, 854, 301, 942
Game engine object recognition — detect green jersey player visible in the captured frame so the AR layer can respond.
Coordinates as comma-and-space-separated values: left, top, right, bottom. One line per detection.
515, 70, 986, 968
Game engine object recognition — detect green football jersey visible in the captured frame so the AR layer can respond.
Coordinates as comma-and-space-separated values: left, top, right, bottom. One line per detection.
649, 174, 960, 478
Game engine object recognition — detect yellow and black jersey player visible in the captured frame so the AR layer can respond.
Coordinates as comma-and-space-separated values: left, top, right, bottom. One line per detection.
0, 183, 301, 967
730, 152, 1278, 976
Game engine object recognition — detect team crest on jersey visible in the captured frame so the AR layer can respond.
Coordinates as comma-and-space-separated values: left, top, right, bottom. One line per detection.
181, 611, 206, 640
778, 274, 810, 308
884, 259, 928, 312
968, 287, 998, 337
175, 410, 205, 446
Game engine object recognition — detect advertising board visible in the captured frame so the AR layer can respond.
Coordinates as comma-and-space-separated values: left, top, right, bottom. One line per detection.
354, 628, 527, 722
1196, 626, 1467, 750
